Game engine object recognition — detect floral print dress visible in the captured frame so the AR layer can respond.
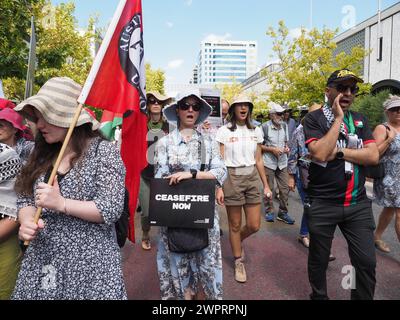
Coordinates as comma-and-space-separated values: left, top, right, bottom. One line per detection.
12, 137, 127, 300
154, 129, 227, 300
373, 131, 400, 208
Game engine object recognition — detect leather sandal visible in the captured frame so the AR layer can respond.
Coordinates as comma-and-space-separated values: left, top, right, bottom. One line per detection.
298, 236, 310, 248
375, 239, 390, 253
141, 239, 151, 251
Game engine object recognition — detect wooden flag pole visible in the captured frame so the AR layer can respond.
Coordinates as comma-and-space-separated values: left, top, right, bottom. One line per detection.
24, 103, 84, 246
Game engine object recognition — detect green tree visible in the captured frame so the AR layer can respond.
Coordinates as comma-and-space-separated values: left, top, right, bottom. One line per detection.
216, 81, 243, 105
0, 0, 45, 79
352, 90, 390, 130
145, 63, 165, 94
2, 1, 96, 101
265, 21, 371, 109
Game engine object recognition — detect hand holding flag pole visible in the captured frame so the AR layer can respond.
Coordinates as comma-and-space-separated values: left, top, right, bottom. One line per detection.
24, 104, 84, 245
25, 0, 147, 246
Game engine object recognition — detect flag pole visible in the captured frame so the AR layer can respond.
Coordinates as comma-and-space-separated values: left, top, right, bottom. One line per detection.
78, 0, 127, 104
24, 103, 84, 245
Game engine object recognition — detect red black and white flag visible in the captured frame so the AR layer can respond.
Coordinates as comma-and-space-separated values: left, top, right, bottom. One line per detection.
78, 0, 148, 243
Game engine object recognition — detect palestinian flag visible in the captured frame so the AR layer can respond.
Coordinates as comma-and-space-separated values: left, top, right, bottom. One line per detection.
100, 110, 123, 140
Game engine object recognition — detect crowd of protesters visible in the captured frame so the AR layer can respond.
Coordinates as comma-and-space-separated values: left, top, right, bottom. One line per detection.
0, 69, 399, 300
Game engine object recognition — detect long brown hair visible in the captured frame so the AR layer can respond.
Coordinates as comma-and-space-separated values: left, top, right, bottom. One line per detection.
227, 106, 255, 132
15, 124, 101, 195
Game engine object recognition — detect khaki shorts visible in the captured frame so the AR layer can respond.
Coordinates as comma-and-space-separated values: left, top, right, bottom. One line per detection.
223, 166, 262, 206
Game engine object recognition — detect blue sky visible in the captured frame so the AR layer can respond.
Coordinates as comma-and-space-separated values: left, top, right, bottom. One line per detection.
51, 0, 399, 85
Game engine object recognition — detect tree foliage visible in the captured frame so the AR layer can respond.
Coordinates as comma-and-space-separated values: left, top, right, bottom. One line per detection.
352, 90, 390, 130
2, 1, 96, 101
216, 81, 243, 105
145, 63, 165, 94
265, 21, 371, 109
0, 0, 44, 79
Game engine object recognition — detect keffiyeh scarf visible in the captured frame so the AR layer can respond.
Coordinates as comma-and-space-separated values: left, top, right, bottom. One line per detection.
322, 104, 348, 139
0, 143, 21, 220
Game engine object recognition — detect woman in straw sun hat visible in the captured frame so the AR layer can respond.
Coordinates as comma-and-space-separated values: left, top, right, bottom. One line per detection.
154, 90, 227, 300
12, 77, 127, 300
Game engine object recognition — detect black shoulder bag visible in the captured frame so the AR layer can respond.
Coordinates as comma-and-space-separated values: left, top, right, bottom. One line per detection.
166, 136, 210, 254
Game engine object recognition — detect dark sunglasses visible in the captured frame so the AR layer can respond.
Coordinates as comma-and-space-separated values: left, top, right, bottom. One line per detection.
275, 112, 284, 116
333, 84, 359, 94
148, 97, 163, 105
178, 102, 201, 112
388, 106, 400, 113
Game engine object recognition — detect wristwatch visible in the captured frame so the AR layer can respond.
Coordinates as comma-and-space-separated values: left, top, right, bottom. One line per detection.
336, 148, 345, 160
190, 169, 198, 179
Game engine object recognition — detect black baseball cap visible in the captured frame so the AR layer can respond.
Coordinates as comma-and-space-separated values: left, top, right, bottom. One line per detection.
327, 69, 364, 86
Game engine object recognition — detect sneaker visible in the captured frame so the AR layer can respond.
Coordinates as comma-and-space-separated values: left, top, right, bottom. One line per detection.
234, 259, 247, 283
277, 212, 295, 225
265, 212, 275, 222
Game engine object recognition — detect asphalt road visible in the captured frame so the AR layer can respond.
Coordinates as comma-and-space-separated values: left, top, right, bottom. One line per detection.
122, 182, 400, 300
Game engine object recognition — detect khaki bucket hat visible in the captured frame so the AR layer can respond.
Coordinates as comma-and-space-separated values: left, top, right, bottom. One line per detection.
229, 94, 254, 113
14, 77, 100, 130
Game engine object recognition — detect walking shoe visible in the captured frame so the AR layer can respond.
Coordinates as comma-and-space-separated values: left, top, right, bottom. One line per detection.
234, 259, 247, 283
265, 212, 275, 222
298, 236, 310, 248
277, 212, 295, 225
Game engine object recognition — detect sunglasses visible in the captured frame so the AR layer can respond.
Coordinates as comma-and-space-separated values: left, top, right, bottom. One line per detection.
178, 102, 201, 112
333, 84, 359, 94
388, 106, 400, 113
275, 112, 284, 116
148, 97, 163, 105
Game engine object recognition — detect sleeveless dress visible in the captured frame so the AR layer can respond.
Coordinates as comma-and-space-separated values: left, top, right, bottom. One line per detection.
373, 131, 400, 208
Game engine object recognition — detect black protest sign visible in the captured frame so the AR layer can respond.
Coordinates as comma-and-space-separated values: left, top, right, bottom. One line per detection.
149, 179, 216, 229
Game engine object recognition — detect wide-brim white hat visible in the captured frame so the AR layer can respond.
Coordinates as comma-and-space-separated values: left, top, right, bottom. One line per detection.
163, 90, 212, 126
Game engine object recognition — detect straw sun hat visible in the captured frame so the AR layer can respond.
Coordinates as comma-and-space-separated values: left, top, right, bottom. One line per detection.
14, 77, 100, 130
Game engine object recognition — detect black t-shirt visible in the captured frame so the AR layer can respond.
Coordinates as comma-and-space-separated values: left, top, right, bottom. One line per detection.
303, 109, 375, 206
141, 121, 170, 180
